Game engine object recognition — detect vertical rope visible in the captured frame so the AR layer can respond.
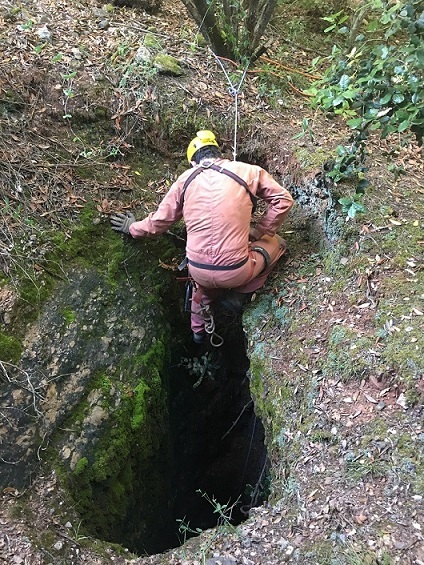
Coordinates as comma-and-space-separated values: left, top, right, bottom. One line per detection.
233, 93, 238, 161
208, 48, 250, 161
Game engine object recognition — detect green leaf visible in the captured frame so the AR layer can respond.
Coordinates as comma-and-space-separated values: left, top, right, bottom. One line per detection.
62, 71, 77, 79
356, 179, 369, 194
380, 93, 392, 104
342, 90, 358, 100
348, 202, 365, 218
397, 120, 410, 132
33, 43, 46, 54
347, 117, 363, 129
339, 74, 350, 88
392, 93, 405, 104
324, 24, 337, 33
338, 197, 352, 206
367, 20, 380, 31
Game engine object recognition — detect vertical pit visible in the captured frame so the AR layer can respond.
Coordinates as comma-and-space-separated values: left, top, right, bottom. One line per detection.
89, 300, 270, 556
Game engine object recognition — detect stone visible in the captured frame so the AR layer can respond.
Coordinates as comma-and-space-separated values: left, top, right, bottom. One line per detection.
144, 32, 161, 49
153, 54, 184, 76
135, 45, 152, 63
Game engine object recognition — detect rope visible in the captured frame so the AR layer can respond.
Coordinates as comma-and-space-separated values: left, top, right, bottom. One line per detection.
200, 303, 224, 347
209, 48, 250, 161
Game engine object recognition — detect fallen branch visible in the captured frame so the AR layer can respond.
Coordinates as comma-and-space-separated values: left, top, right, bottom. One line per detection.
221, 400, 253, 440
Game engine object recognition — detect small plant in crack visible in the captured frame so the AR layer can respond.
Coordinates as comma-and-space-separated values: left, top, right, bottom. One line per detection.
179, 353, 220, 388
196, 490, 240, 533
176, 517, 202, 545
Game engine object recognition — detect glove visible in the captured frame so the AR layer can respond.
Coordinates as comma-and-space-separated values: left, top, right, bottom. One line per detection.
110, 212, 136, 235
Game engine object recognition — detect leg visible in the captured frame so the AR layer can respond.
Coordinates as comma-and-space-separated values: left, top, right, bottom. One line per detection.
190, 283, 223, 339
236, 234, 287, 294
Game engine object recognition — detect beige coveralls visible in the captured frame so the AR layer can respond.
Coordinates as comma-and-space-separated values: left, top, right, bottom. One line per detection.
129, 158, 294, 333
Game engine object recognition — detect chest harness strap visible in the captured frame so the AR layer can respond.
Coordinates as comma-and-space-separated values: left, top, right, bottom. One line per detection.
179, 163, 257, 212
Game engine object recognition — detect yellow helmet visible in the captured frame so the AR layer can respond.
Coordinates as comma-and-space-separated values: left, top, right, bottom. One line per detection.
186, 130, 219, 163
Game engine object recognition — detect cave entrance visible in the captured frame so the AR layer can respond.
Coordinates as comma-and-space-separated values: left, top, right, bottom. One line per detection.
123, 304, 270, 556
168, 348, 269, 546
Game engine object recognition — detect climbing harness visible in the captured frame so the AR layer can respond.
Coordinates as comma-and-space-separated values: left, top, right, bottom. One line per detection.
179, 162, 257, 212
177, 271, 224, 347
208, 48, 250, 161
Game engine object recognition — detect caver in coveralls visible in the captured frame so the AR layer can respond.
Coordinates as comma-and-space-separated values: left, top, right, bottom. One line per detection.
111, 131, 294, 342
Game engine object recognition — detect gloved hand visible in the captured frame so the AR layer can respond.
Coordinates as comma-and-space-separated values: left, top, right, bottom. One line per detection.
110, 212, 136, 235
249, 226, 262, 242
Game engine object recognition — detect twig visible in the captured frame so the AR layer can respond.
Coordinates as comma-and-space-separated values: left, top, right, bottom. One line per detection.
37, 432, 49, 461
221, 400, 253, 440
259, 55, 321, 80
0, 361, 45, 418
0, 411, 14, 426
0, 457, 19, 465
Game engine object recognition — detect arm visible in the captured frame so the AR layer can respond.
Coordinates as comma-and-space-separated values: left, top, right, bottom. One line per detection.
129, 183, 184, 238
253, 168, 294, 237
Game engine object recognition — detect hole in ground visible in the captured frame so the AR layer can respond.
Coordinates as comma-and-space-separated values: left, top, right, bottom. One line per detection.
117, 306, 269, 556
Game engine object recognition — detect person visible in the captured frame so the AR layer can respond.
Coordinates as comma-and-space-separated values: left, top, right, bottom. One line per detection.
111, 130, 294, 343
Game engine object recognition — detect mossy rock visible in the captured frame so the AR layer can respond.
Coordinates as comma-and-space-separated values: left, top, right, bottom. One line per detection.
0, 331, 22, 363
153, 54, 184, 76
144, 32, 162, 49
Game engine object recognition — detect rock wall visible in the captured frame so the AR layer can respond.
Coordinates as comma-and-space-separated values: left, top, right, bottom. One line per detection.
0, 219, 179, 550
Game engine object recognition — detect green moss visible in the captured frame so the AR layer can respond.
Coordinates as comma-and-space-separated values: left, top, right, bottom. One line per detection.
39, 529, 57, 548
99, 375, 112, 395
61, 307, 76, 325
294, 146, 332, 171
153, 54, 183, 76
144, 32, 161, 49
130, 339, 166, 429
74, 457, 88, 476
0, 331, 22, 363
46, 207, 126, 283
309, 429, 336, 443
131, 381, 148, 430
53, 334, 170, 546
374, 268, 423, 393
